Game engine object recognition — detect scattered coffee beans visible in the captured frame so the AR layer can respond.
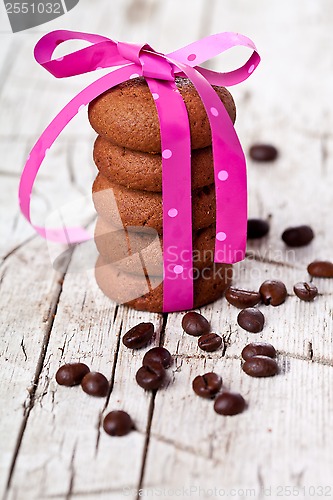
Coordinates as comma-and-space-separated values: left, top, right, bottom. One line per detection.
282, 225, 314, 247
136, 362, 165, 390
242, 355, 278, 377
242, 342, 276, 361
143, 347, 172, 368
55, 363, 90, 386
214, 391, 246, 416
198, 333, 223, 352
249, 144, 278, 162
122, 322, 154, 349
237, 308, 265, 333
259, 280, 287, 306
192, 372, 222, 398
293, 282, 318, 301
307, 261, 333, 278
225, 286, 261, 309
247, 218, 270, 239
103, 411, 134, 437
81, 372, 109, 397
182, 311, 210, 336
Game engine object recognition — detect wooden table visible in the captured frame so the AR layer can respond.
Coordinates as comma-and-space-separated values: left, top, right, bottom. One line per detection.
1, 0, 333, 498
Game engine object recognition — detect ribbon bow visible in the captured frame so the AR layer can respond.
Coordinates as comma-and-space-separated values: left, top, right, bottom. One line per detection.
18, 30, 260, 312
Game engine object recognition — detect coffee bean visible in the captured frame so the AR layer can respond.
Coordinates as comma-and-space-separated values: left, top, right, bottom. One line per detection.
122, 322, 154, 349
143, 347, 172, 368
81, 372, 109, 397
293, 282, 318, 301
308, 261, 333, 278
259, 280, 287, 306
214, 391, 246, 416
282, 225, 314, 247
182, 311, 210, 336
192, 372, 222, 398
103, 411, 134, 437
249, 144, 278, 162
247, 219, 270, 239
242, 355, 278, 377
241, 342, 276, 361
237, 308, 265, 333
225, 286, 261, 309
198, 333, 223, 352
136, 362, 165, 390
55, 363, 90, 386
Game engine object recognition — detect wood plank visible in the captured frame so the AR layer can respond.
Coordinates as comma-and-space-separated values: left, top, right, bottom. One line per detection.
0, 237, 70, 496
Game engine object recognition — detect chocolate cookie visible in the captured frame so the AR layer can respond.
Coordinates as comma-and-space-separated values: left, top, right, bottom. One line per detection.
92, 174, 216, 234
88, 77, 236, 153
93, 136, 215, 192
95, 256, 232, 313
95, 217, 217, 276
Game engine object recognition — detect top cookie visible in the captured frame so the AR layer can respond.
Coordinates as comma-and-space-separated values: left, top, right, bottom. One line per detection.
88, 77, 236, 153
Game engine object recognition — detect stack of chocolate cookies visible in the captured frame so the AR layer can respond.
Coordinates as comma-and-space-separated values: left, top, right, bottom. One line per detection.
88, 77, 236, 312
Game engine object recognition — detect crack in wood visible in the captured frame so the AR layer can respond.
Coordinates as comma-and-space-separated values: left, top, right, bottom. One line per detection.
135, 312, 168, 498
66, 441, 77, 500
136, 393, 156, 500
0, 235, 36, 267
20, 338, 27, 362
257, 465, 265, 493
321, 134, 329, 177
44, 484, 137, 498
95, 317, 123, 454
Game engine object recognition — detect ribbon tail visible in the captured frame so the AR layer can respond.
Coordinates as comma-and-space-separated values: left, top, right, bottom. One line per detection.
18, 64, 140, 244
169, 59, 247, 264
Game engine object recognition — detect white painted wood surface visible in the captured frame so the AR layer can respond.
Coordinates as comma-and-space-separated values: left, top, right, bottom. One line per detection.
1, 0, 333, 499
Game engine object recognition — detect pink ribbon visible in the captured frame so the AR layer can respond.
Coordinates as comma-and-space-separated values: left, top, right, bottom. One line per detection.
18, 30, 260, 312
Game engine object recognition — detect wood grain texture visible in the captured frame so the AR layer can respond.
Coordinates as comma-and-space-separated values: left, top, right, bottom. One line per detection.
1, 0, 333, 498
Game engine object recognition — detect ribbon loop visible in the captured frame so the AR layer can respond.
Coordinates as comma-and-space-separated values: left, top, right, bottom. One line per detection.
116, 41, 147, 66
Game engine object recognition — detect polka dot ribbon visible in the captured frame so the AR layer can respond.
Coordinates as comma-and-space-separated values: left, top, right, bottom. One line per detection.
18, 30, 260, 312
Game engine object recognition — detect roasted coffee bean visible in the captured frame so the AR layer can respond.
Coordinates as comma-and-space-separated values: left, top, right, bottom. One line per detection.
182, 311, 210, 336
242, 355, 278, 377
103, 411, 134, 437
136, 362, 165, 390
282, 225, 314, 247
143, 347, 172, 368
225, 286, 261, 309
307, 261, 333, 278
259, 280, 287, 306
249, 144, 278, 162
247, 218, 270, 239
237, 308, 265, 333
55, 363, 90, 386
214, 391, 246, 416
192, 372, 222, 398
241, 342, 276, 361
198, 333, 223, 352
81, 372, 109, 397
293, 282, 318, 301
122, 322, 154, 349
